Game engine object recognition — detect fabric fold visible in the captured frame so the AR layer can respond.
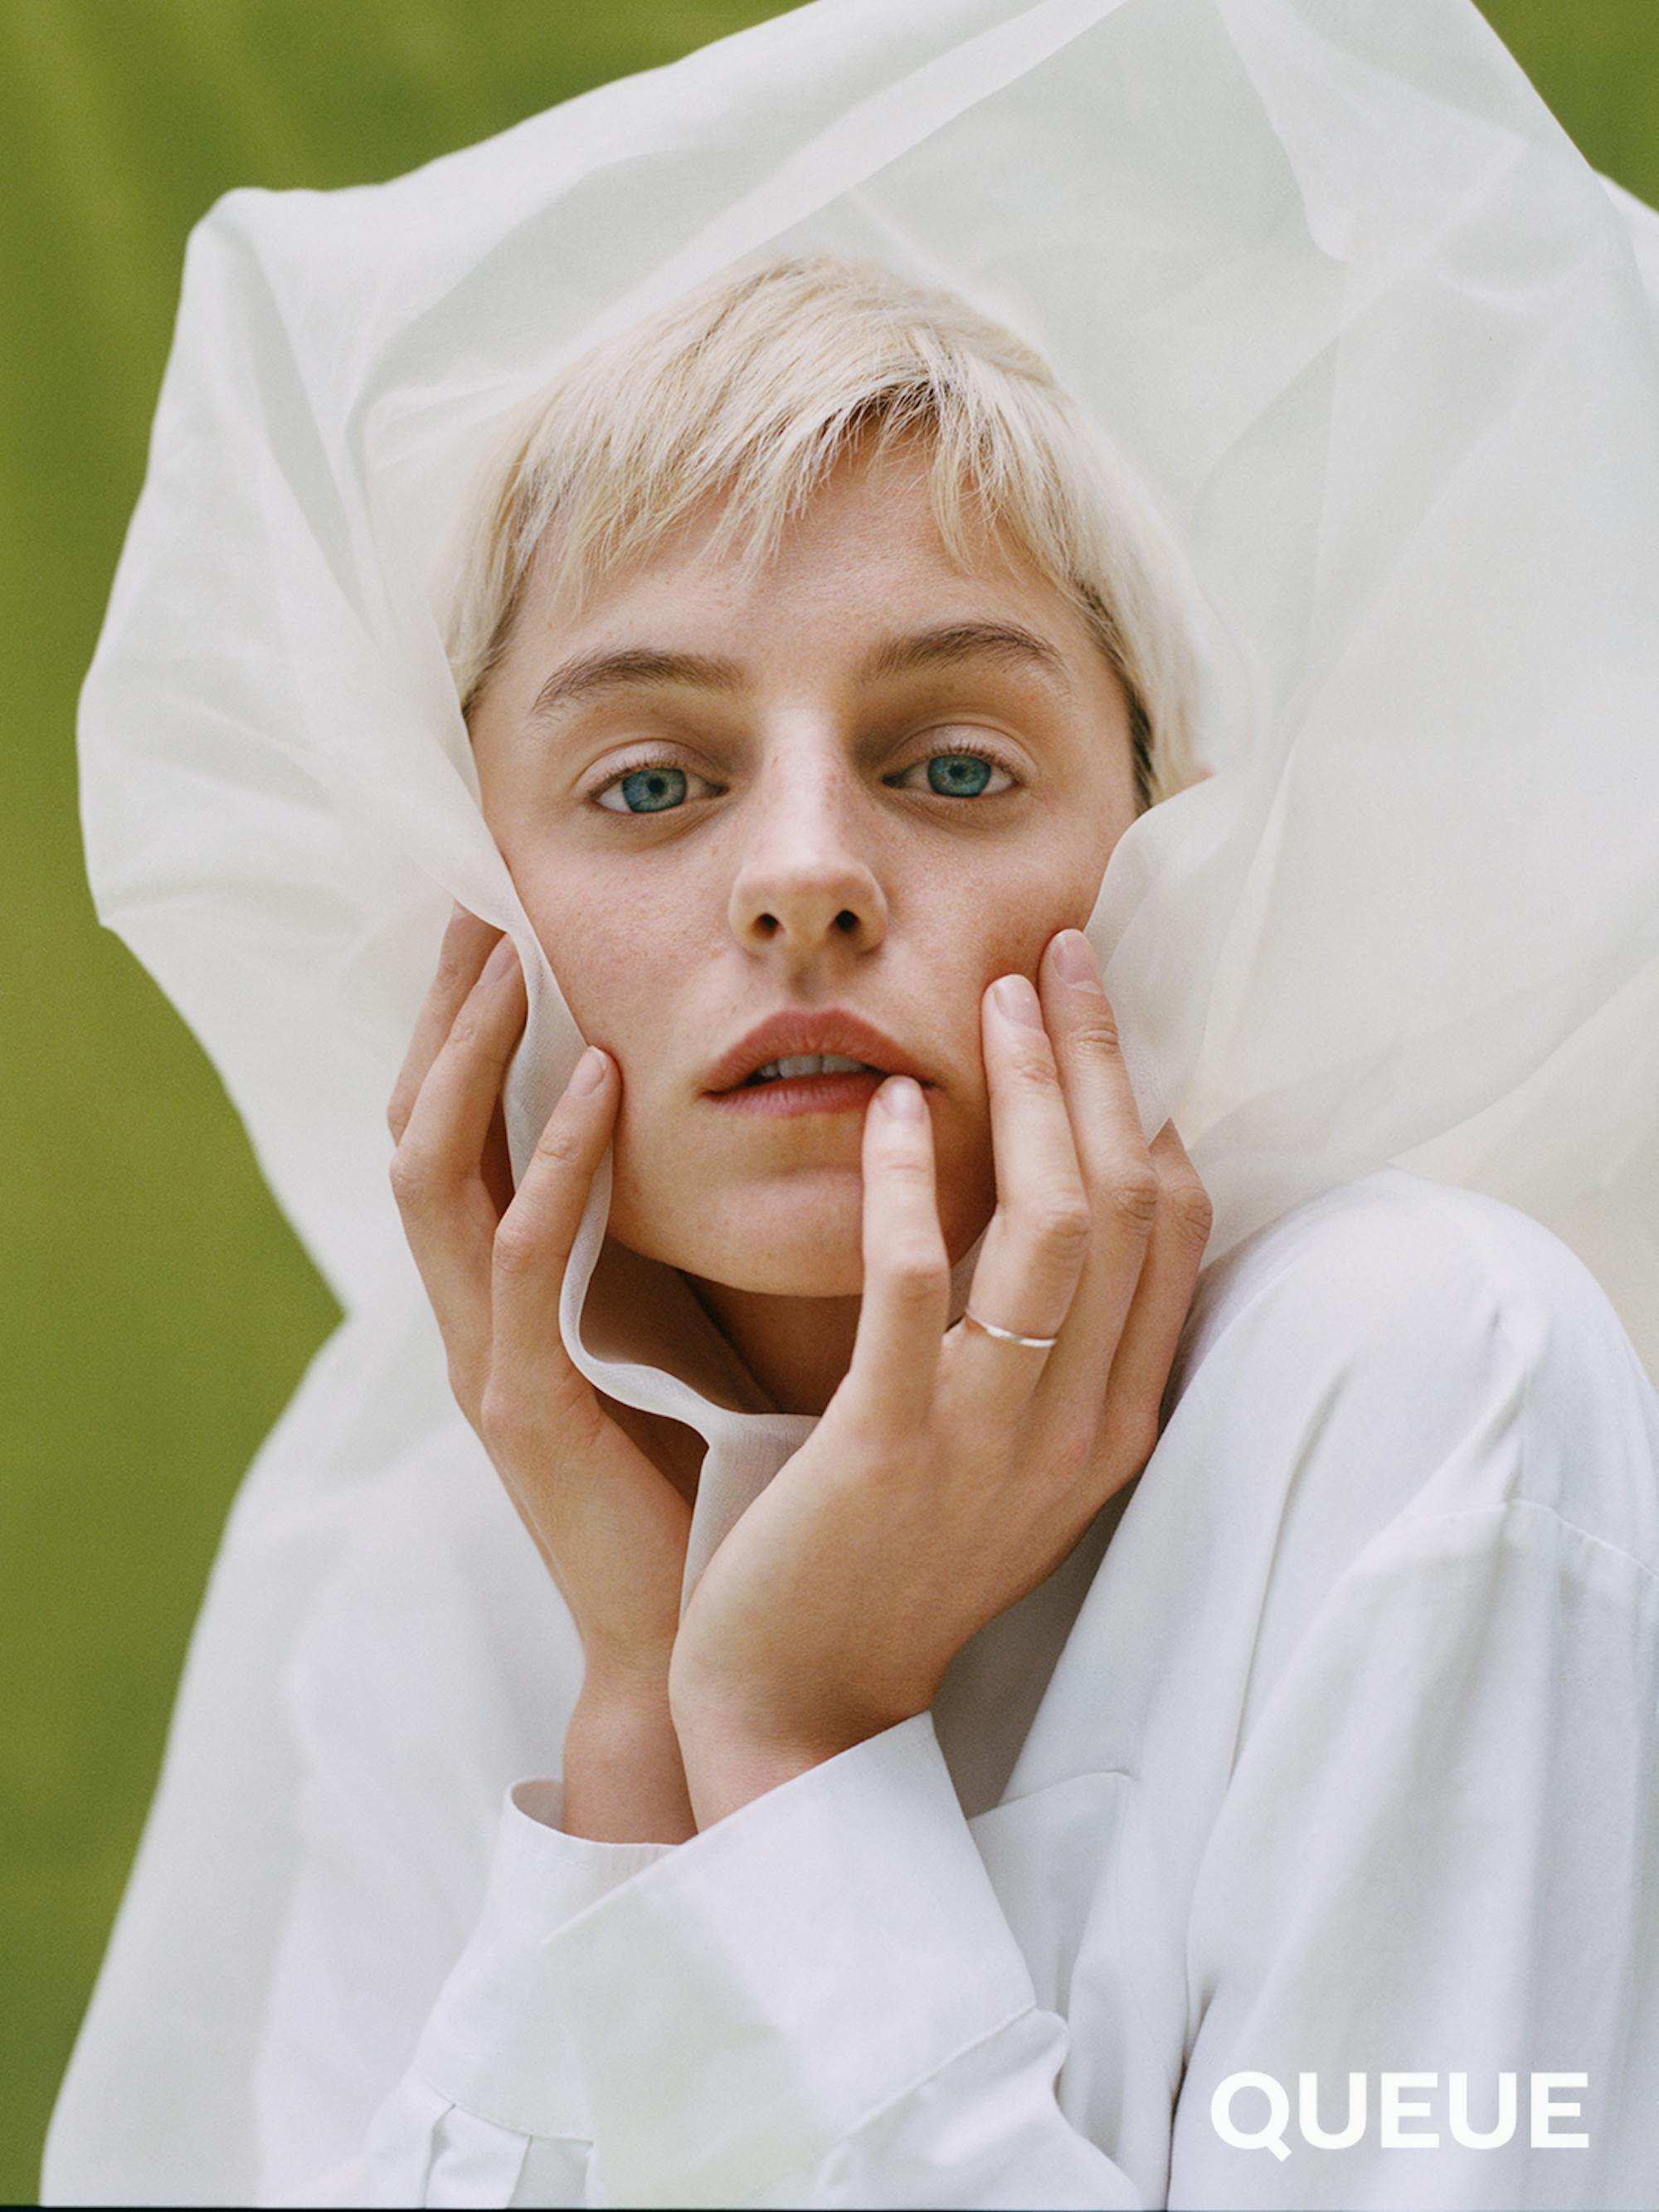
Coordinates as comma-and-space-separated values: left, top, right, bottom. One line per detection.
416, 1716, 1039, 2201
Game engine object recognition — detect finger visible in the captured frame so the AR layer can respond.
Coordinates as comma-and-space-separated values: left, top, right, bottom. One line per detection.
388, 934, 528, 1396
954, 972, 1090, 1417
1032, 929, 1160, 1411
488, 1045, 618, 1436
387, 903, 504, 1144
840, 1075, 949, 1435
1097, 1118, 1213, 1469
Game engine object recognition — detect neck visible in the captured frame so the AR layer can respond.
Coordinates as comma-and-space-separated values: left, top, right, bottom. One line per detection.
684, 1274, 864, 1417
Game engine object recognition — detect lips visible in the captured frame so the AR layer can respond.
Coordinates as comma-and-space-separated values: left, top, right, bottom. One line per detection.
702, 1009, 931, 1094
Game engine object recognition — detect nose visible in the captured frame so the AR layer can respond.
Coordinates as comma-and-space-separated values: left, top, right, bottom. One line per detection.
727, 734, 888, 967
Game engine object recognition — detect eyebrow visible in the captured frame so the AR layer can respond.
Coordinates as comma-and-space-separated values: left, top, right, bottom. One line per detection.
523, 617, 1073, 733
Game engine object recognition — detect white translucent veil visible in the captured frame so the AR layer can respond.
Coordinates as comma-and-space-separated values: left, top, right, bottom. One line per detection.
47, 0, 1659, 2201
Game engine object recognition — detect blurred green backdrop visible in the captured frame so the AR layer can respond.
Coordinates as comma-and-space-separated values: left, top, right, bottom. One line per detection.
3, 1, 1656, 2199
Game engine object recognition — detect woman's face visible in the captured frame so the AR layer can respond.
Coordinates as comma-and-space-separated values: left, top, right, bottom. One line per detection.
468, 442, 1140, 1296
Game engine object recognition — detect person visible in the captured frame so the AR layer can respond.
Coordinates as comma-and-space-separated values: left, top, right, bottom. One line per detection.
356, 247, 1659, 2210
41, 6, 1659, 2207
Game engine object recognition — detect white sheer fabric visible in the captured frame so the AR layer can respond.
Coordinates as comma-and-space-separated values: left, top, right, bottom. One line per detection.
43, 1, 1659, 2204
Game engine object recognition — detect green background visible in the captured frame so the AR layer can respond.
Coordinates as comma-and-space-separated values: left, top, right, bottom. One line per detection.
3, 2, 1656, 2198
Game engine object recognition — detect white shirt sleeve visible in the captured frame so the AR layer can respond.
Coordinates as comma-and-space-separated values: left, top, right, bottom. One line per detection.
309, 1785, 674, 2209
332, 1719, 1145, 2209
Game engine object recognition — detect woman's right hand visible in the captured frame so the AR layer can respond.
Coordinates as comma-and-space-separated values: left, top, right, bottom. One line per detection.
385, 904, 696, 1703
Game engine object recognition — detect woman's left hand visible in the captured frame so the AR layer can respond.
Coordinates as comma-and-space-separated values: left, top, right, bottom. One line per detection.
667, 927, 1214, 1827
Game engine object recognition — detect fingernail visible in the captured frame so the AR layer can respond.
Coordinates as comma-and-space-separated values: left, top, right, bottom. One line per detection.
992, 973, 1044, 1028
879, 1074, 924, 1119
1051, 929, 1104, 992
482, 935, 518, 983
568, 1045, 607, 1095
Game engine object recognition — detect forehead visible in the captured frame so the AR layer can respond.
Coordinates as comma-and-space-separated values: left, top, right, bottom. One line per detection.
510, 441, 1100, 675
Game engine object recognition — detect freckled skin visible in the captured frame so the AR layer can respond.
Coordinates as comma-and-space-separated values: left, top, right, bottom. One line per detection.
466, 443, 1138, 1406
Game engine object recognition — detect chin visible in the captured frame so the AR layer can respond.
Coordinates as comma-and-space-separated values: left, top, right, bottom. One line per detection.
609, 1166, 992, 1298
606, 1168, 867, 1296
707, 1250, 868, 1297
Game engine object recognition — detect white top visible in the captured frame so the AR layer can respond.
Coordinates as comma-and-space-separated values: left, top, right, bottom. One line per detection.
243, 1168, 1659, 2209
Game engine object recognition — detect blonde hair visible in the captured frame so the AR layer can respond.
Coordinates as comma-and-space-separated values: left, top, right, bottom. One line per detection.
445, 252, 1207, 811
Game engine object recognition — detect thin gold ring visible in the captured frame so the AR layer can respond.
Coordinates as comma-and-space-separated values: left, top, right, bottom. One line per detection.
962, 1308, 1060, 1351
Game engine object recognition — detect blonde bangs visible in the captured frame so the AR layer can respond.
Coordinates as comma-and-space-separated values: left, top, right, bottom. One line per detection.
445, 253, 1208, 810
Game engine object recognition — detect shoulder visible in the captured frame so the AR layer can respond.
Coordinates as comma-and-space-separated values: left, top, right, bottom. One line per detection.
1166, 1167, 1659, 1570
1181, 1167, 1645, 1413
1146, 1172, 1659, 1744
1185, 1167, 1616, 1372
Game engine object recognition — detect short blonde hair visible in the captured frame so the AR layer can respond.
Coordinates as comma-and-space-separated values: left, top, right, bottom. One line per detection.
445, 253, 1207, 811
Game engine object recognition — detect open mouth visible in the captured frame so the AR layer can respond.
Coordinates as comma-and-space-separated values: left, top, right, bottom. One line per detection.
741, 1053, 885, 1086
709, 1055, 911, 1117
701, 1008, 931, 1111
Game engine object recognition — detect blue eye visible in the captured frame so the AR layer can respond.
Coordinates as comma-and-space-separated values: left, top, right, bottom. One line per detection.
596, 764, 690, 814
927, 753, 992, 797
895, 749, 1014, 799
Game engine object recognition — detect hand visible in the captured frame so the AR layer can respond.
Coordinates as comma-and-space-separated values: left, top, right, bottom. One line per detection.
385, 904, 696, 1698
667, 927, 1213, 1825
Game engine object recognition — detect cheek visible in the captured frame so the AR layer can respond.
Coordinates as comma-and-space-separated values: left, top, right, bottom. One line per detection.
935, 844, 1107, 1003
520, 879, 681, 1064
922, 840, 1110, 1193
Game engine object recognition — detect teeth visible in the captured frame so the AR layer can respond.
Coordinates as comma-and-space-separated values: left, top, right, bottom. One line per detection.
750, 1053, 880, 1083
